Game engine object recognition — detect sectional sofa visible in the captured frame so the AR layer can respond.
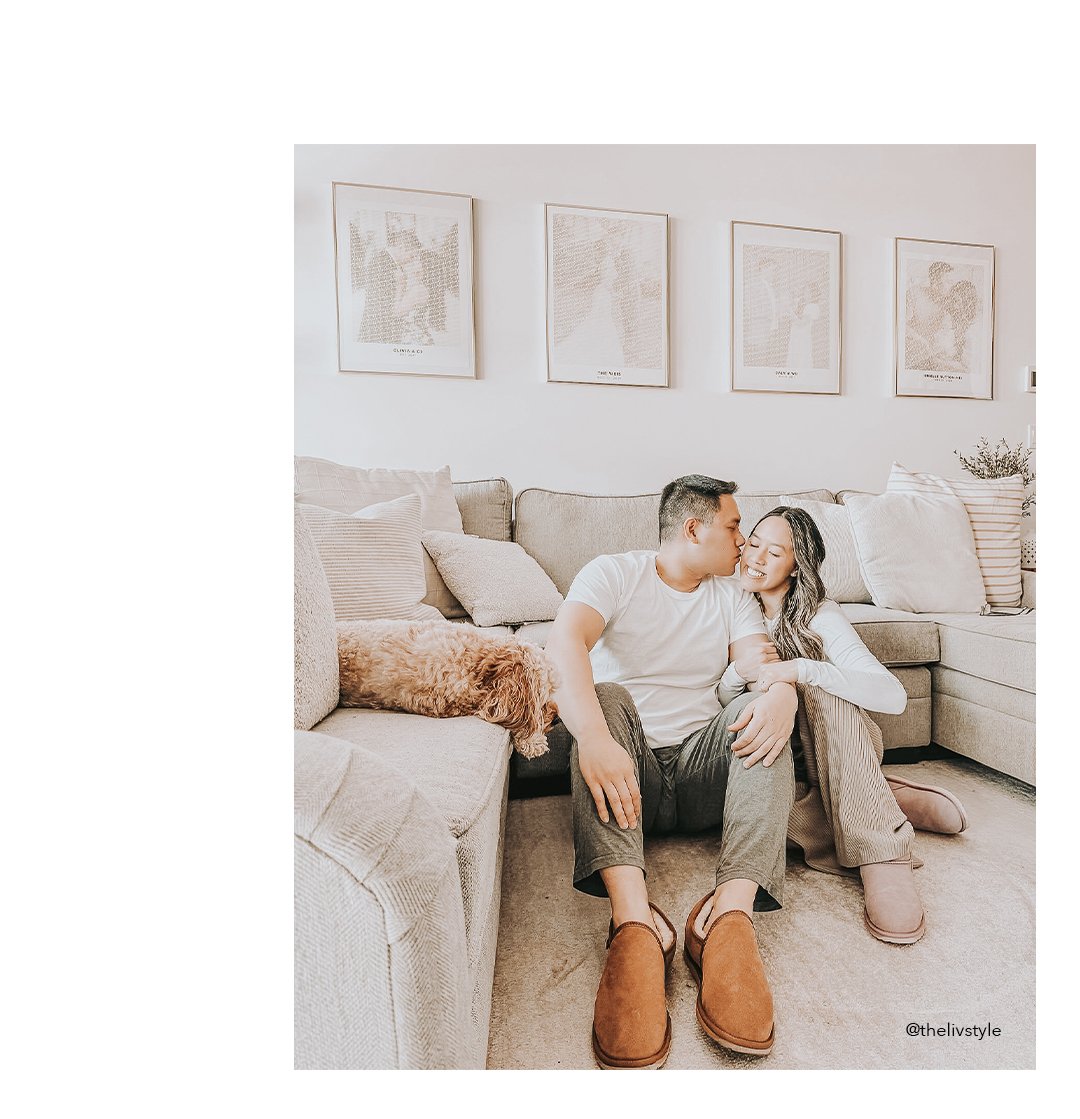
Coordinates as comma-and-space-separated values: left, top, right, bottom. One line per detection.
293, 472, 1035, 1069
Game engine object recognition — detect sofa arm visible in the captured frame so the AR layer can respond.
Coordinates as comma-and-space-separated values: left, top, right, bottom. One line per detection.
1021, 570, 1035, 609
294, 730, 472, 1069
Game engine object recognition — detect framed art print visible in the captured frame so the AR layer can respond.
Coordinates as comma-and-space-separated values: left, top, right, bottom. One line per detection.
546, 204, 669, 387
894, 237, 995, 399
332, 182, 476, 377
731, 221, 842, 394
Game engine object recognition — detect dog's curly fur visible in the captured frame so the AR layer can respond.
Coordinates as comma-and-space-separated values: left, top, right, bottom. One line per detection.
337, 619, 559, 758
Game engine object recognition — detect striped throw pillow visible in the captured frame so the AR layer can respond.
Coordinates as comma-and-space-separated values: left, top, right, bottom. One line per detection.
298, 495, 442, 622
294, 457, 467, 618
887, 462, 1024, 607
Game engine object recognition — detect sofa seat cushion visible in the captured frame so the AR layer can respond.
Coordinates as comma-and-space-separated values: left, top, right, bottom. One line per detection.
839, 605, 941, 666
516, 620, 553, 646
925, 613, 1036, 693
311, 708, 512, 1013
313, 709, 510, 838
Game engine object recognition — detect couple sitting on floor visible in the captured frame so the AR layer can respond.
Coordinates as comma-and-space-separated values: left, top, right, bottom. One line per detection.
545, 474, 969, 1070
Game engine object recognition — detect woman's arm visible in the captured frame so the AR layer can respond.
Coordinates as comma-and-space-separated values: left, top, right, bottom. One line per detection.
717, 633, 778, 706
783, 601, 907, 714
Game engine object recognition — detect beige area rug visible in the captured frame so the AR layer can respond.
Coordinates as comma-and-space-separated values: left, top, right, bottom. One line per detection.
487, 758, 1034, 1070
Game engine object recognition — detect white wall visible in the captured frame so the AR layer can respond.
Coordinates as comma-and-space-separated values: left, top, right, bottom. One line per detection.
295, 144, 1035, 507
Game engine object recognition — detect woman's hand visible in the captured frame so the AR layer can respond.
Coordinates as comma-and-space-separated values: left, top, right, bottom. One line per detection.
733, 637, 780, 681
756, 661, 800, 692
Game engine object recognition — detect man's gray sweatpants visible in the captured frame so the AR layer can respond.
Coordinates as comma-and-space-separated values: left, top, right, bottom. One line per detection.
570, 683, 795, 911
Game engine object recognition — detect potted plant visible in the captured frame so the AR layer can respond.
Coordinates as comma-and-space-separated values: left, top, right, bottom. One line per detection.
954, 436, 1036, 567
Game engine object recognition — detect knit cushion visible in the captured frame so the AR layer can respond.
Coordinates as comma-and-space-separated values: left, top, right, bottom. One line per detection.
887, 462, 1024, 607
299, 495, 442, 622
422, 531, 565, 627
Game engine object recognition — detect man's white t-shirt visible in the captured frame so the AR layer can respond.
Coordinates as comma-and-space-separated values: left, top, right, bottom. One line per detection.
565, 551, 766, 750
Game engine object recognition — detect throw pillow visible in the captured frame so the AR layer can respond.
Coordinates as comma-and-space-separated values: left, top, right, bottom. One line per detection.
298, 495, 442, 622
294, 456, 467, 618
887, 462, 1024, 607
337, 619, 558, 758
777, 496, 871, 603
422, 531, 565, 628
844, 492, 986, 613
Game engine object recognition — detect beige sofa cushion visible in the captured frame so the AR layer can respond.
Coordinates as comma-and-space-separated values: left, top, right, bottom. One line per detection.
926, 613, 1036, 693
422, 531, 564, 627
514, 490, 660, 595
839, 605, 941, 666
777, 495, 871, 603
513, 487, 834, 596
453, 478, 513, 542
734, 489, 835, 535
294, 507, 340, 730
299, 497, 442, 623
845, 492, 986, 612
888, 462, 1024, 608
295, 456, 467, 618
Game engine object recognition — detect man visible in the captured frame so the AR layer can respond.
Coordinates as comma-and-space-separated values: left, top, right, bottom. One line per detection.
545, 475, 797, 1070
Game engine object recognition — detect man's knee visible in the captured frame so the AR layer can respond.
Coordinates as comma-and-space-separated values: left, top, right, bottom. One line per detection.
595, 681, 635, 713
585, 682, 645, 759
720, 689, 759, 718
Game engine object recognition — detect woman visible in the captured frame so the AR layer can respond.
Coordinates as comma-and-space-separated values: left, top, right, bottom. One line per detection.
719, 506, 968, 945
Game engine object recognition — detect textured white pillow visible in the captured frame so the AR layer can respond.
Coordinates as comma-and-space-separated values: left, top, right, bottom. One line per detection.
294, 457, 466, 618
299, 495, 442, 622
422, 531, 565, 628
844, 492, 986, 613
887, 462, 1024, 607
777, 496, 871, 603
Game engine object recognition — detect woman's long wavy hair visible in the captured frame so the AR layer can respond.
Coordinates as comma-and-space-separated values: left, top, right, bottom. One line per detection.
749, 506, 828, 662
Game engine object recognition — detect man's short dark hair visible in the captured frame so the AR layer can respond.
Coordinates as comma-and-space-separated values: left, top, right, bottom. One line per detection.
658, 475, 738, 542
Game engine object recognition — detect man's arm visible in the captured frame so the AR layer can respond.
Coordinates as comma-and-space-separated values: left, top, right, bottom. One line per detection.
545, 601, 641, 830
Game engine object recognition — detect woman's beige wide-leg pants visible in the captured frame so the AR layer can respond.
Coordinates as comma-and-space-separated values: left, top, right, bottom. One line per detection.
787, 683, 917, 876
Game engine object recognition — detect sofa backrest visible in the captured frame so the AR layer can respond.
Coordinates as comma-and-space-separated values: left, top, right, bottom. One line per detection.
512, 487, 837, 596
452, 478, 513, 542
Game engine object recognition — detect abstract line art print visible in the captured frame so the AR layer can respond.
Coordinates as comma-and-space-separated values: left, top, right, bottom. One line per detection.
895, 238, 994, 399
731, 221, 842, 394
333, 183, 476, 377
546, 204, 669, 387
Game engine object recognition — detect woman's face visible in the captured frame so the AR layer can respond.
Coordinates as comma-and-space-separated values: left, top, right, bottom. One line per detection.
739, 516, 796, 593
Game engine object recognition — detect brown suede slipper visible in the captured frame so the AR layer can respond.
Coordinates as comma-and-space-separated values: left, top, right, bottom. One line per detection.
592, 913, 672, 1070
683, 893, 774, 1056
606, 902, 677, 971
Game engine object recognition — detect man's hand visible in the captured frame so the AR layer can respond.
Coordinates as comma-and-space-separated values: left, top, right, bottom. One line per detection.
577, 733, 642, 829
728, 683, 797, 769
733, 637, 780, 681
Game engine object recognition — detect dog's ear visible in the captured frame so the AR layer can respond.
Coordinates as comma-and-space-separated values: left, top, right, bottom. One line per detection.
477, 643, 555, 759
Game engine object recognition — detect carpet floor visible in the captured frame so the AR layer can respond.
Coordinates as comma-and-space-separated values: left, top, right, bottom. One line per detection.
487, 758, 1034, 1070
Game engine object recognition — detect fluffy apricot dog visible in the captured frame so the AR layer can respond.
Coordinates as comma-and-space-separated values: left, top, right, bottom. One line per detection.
337, 619, 559, 758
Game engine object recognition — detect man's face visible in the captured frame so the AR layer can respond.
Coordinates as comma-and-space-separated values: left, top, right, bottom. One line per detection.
693, 495, 745, 576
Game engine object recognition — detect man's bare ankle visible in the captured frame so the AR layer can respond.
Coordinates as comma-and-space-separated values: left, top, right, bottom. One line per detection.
703, 879, 758, 933
610, 899, 654, 929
